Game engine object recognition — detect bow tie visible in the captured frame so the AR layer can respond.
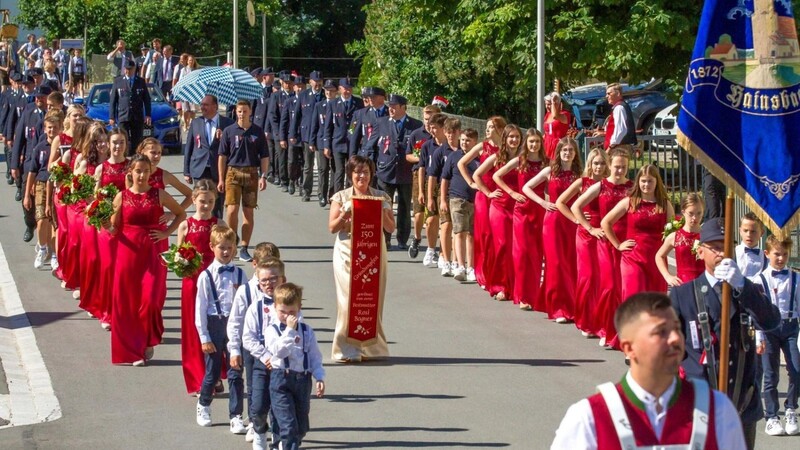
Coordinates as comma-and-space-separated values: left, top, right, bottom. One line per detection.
773, 269, 789, 276
218, 265, 235, 274
279, 323, 287, 331
743, 247, 761, 255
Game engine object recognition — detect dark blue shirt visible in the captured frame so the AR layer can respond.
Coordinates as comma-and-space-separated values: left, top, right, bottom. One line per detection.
405, 127, 431, 171
428, 143, 456, 181
28, 139, 51, 182
219, 123, 269, 167
419, 139, 441, 175
441, 149, 478, 202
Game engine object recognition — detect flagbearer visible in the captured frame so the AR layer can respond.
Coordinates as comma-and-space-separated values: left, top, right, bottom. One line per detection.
669, 219, 780, 450
552, 292, 746, 449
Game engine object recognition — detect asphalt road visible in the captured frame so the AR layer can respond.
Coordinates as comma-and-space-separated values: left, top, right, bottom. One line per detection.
0, 153, 794, 449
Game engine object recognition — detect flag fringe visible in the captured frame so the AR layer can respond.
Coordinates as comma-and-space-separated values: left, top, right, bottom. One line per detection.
676, 129, 799, 240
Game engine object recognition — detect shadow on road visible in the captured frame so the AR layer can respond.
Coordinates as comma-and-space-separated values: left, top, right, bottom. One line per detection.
324, 393, 464, 404
303, 440, 509, 448
342, 356, 604, 367
0, 311, 83, 329
314, 426, 469, 432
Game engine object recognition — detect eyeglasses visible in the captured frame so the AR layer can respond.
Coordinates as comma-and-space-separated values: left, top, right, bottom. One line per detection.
701, 244, 725, 254
258, 276, 283, 285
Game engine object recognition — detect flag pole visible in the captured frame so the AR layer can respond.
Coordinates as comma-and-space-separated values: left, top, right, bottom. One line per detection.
718, 191, 735, 389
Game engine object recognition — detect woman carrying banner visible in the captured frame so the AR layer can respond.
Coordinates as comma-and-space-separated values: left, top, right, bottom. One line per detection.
328, 155, 396, 363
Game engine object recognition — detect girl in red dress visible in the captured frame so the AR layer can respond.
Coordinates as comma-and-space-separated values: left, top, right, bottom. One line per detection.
91, 127, 129, 330
656, 193, 705, 287
601, 164, 674, 327
543, 93, 572, 160
493, 128, 546, 310
474, 124, 522, 301
54, 116, 92, 291
555, 148, 608, 333
74, 123, 110, 321
47, 105, 85, 277
523, 137, 582, 320
176, 180, 224, 393
458, 116, 506, 290
109, 154, 186, 365
572, 148, 631, 345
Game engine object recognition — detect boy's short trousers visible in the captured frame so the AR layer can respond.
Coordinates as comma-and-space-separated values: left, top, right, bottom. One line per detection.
70, 73, 84, 84
34, 180, 49, 221
450, 197, 474, 234
225, 166, 259, 208
433, 184, 451, 224
411, 171, 425, 215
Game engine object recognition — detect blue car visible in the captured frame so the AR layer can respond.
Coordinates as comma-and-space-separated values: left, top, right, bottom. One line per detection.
85, 83, 182, 152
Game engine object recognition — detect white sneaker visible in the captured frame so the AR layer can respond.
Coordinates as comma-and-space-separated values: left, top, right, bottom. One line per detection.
34, 246, 47, 269
34, 243, 41, 256
245, 423, 255, 442
422, 248, 436, 267
230, 415, 247, 434
196, 402, 212, 427
453, 265, 466, 281
252, 432, 268, 450
437, 254, 446, 269
466, 267, 476, 282
786, 409, 799, 435
441, 261, 454, 277
50, 254, 59, 272
765, 416, 786, 436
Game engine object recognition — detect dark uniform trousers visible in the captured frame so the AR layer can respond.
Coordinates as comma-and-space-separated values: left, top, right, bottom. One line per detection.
333, 152, 350, 193
266, 138, 278, 180
302, 143, 316, 197
377, 180, 411, 247
274, 138, 289, 186
288, 143, 303, 184
121, 120, 144, 156
316, 150, 333, 201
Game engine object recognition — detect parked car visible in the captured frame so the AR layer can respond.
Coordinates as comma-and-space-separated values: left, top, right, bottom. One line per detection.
651, 103, 679, 151
85, 83, 181, 152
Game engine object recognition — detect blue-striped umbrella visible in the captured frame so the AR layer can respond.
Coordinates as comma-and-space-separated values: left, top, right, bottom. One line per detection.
171, 66, 264, 106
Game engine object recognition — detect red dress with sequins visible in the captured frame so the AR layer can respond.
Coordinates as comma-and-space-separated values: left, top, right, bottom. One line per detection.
111, 188, 167, 363
93, 160, 128, 325
487, 163, 517, 298
574, 177, 602, 334
512, 160, 544, 306
473, 141, 498, 288
181, 216, 218, 393
620, 200, 668, 300
674, 228, 704, 284
595, 179, 632, 342
53, 134, 74, 281
542, 169, 578, 319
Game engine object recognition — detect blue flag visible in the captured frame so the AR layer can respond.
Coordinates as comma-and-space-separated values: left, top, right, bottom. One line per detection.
677, 0, 800, 236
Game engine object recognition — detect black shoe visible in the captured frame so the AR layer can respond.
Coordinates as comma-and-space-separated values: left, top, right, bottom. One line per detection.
302, 195, 310, 202
15, 187, 22, 202
319, 197, 327, 208
288, 184, 295, 195
397, 242, 408, 250
408, 238, 420, 258
281, 185, 289, 193
23, 227, 33, 242
266, 175, 274, 185
385, 239, 392, 250
6, 174, 13, 185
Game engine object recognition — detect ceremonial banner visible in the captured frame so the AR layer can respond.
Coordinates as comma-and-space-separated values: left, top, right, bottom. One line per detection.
347, 197, 383, 346
677, 0, 800, 236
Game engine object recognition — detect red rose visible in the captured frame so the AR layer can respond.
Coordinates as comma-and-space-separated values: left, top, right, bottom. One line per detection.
186, 248, 198, 260
71, 177, 80, 190
177, 247, 192, 259
414, 139, 426, 150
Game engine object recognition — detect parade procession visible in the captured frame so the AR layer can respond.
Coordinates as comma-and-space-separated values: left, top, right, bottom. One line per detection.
2, 0, 800, 449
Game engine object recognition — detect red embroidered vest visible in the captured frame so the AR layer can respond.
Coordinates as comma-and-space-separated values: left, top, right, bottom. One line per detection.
588, 377, 718, 449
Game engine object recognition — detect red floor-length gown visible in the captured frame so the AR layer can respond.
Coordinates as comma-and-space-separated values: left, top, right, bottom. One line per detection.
147, 167, 169, 342
53, 134, 75, 281
487, 167, 517, 298
77, 164, 102, 317
542, 169, 578, 320
181, 216, 217, 394
620, 200, 668, 300
111, 188, 167, 364
595, 179, 632, 344
543, 110, 572, 160
513, 160, 544, 307
573, 177, 602, 334
674, 228, 704, 284
59, 145, 83, 289
473, 141, 498, 289
93, 160, 127, 325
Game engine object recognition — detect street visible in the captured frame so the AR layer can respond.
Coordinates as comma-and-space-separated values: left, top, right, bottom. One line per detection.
0, 152, 794, 449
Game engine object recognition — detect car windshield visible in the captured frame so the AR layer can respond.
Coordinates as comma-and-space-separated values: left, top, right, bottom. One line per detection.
91, 85, 166, 105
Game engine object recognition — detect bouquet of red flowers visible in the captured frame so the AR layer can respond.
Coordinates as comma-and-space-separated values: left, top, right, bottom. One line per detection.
49, 161, 73, 186
85, 184, 120, 230
412, 138, 426, 158
161, 242, 204, 278
61, 174, 96, 205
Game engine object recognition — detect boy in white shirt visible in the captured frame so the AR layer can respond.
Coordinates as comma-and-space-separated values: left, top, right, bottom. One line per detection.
752, 235, 800, 437
194, 225, 246, 428
264, 283, 325, 450
736, 212, 766, 277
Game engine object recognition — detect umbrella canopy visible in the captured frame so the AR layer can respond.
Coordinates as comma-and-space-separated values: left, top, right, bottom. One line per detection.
172, 66, 264, 106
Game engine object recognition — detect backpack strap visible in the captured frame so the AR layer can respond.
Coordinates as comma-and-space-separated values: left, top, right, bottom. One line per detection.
687, 379, 710, 450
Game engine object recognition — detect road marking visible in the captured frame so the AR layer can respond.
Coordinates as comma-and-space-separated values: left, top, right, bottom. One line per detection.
0, 243, 62, 427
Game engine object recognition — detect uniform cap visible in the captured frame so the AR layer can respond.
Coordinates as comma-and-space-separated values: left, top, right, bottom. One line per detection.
309, 71, 322, 81
261, 67, 274, 75
387, 94, 407, 106
9, 72, 22, 82
698, 218, 725, 244
33, 85, 52, 97
338, 78, 353, 89
361, 86, 373, 97
250, 67, 262, 77
125, 59, 136, 68
323, 79, 338, 90
293, 75, 306, 84
371, 87, 386, 97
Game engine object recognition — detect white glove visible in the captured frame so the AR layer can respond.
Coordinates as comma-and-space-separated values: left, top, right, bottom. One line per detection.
714, 258, 745, 290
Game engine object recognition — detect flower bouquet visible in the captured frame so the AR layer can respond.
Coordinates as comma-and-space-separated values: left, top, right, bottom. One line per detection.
85, 184, 120, 230
662, 215, 685, 240
413, 138, 426, 158
161, 242, 204, 278
49, 161, 73, 186
61, 174, 96, 205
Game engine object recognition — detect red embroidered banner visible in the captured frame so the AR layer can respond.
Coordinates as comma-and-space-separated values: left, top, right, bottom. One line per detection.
347, 196, 383, 346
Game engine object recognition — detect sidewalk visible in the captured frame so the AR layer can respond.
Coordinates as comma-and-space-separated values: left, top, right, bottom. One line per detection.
0, 243, 61, 428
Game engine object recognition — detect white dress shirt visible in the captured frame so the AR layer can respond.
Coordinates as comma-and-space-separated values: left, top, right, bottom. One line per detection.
752, 266, 798, 319
241, 297, 275, 364
227, 275, 263, 356
551, 372, 746, 449
264, 312, 325, 381
735, 243, 766, 278
609, 103, 629, 146
194, 260, 245, 343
